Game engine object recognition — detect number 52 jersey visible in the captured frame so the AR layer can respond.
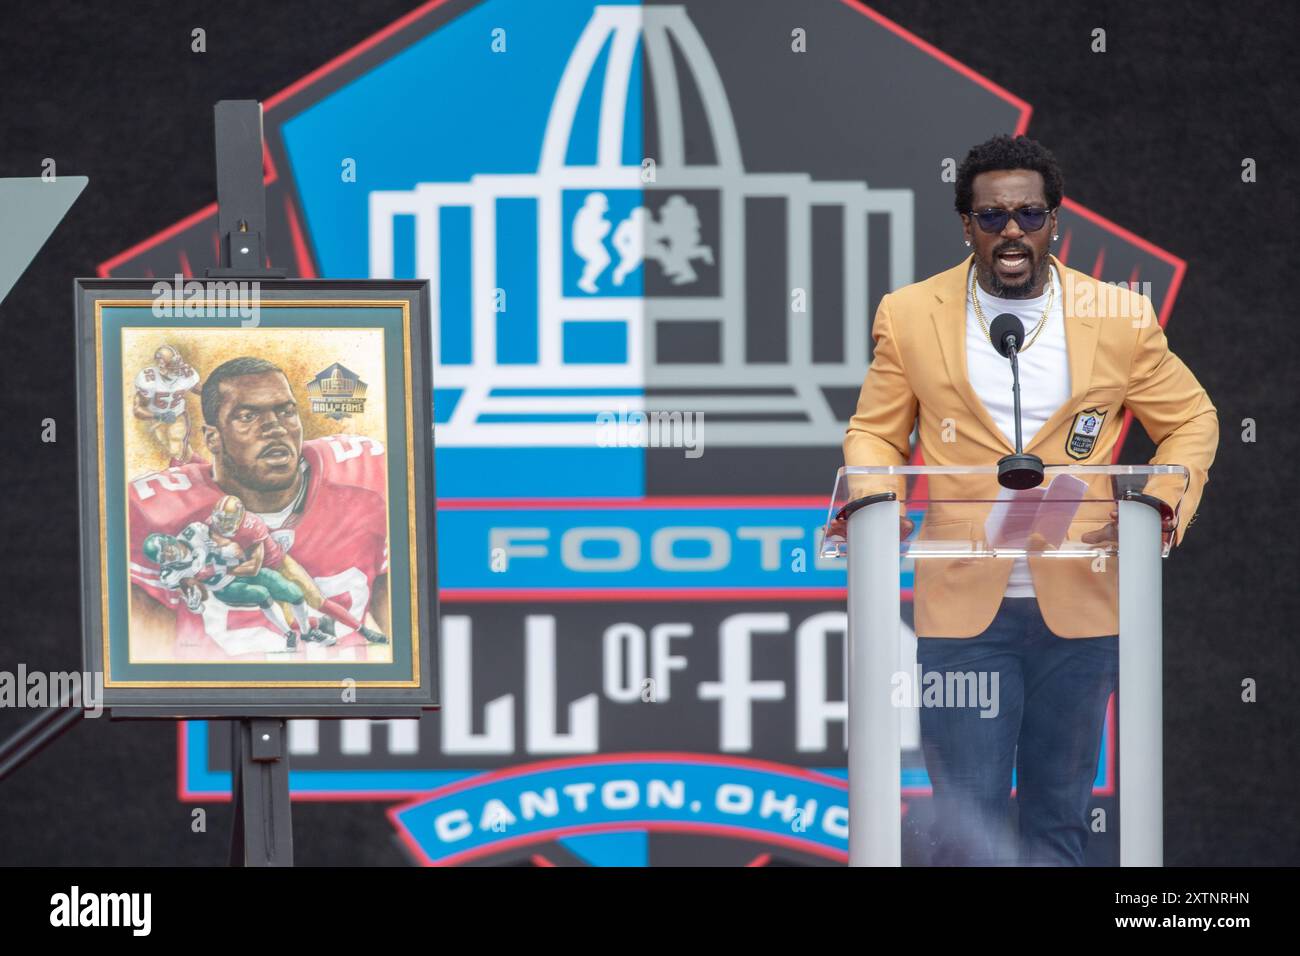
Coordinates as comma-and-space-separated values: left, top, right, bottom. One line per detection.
135, 365, 199, 416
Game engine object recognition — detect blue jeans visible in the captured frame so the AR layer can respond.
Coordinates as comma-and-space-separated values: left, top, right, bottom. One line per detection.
914, 597, 1117, 866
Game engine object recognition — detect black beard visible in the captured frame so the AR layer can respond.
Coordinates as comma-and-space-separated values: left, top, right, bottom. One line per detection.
977, 251, 1050, 299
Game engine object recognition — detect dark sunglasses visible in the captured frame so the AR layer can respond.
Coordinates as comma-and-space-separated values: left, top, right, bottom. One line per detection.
968, 206, 1054, 234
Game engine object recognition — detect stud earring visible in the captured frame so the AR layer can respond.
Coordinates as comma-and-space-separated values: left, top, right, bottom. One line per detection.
1052, 234, 1058, 241
964, 240, 971, 247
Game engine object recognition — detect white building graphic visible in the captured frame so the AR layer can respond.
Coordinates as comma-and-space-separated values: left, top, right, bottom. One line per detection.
369, 4, 914, 447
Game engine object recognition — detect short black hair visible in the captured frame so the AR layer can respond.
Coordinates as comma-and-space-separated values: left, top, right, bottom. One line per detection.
954, 134, 1064, 215
201, 356, 287, 425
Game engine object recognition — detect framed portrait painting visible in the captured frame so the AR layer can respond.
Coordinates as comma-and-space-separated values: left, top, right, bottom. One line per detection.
75, 279, 437, 717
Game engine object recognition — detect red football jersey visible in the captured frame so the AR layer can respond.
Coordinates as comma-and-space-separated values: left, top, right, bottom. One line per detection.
129, 435, 390, 659
222, 510, 285, 568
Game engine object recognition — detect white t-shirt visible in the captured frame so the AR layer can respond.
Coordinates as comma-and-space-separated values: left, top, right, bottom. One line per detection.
965, 263, 1071, 596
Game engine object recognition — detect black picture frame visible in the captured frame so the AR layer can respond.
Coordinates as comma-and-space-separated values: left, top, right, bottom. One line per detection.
74, 277, 438, 718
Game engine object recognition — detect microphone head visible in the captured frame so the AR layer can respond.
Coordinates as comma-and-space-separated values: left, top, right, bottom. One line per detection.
988, 313, 1026, 358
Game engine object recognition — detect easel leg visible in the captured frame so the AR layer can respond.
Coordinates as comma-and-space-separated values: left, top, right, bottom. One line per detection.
229, 718, 294, 866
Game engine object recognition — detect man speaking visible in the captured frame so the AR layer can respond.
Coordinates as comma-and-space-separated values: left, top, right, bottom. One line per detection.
843, 135, 1218, 865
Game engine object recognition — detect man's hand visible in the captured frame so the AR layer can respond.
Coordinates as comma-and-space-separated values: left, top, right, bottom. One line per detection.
1080, 509, 1176, 549
827, 513, 913, 541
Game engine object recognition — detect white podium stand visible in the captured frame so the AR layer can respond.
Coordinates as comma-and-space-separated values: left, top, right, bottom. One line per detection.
821, 464, 1188, 867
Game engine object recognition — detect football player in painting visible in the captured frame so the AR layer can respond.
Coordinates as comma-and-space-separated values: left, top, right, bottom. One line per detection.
141, 523, 332, 651
132, 345, 202, 467
206, 494, 388, 645
129, 356, 391, 659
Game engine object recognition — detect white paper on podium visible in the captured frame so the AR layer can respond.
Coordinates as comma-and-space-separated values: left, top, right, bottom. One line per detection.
984, 473, 1088, 550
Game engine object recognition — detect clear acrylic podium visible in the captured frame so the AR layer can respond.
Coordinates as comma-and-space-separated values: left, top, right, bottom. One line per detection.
821, 464, 1189, 867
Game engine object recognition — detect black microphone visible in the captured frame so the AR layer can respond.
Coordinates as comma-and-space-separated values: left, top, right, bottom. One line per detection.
988, 312, 1045, 490
988, 313, 1024, 359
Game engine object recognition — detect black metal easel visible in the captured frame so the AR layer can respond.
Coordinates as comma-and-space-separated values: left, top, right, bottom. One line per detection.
228, 717, 293, 866
0, 689, 81, 782
208, 99, 291, 867
208, 99, 285, 282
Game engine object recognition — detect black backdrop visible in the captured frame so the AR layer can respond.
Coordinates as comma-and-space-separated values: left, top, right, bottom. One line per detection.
0, 0, 1296, 866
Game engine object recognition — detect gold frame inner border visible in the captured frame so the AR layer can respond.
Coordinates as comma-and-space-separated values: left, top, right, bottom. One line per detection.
93, 299, 423, 689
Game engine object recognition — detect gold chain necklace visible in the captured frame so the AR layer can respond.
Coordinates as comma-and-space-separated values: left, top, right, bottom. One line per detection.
970, 263, 1055, 352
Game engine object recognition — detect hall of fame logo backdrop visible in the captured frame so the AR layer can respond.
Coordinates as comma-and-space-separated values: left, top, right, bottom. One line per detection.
103, 0, 1182, 866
